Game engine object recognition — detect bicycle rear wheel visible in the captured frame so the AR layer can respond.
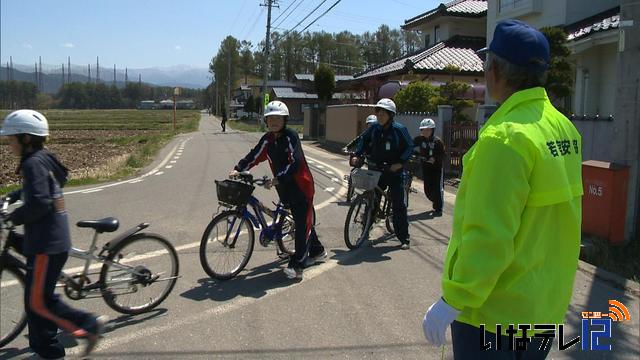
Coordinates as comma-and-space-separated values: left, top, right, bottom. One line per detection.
344, 193, 373, 249
200, 210, 254, 280
100, 233, 179, 315
0, 265, 27, 347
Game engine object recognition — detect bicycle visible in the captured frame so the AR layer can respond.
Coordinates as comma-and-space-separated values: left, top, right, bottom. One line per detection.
199, 172, 305, 281
0, 201, 27, 348
345, 155, 416, 205
343, 158, 408, 249
0, 198, 180, 347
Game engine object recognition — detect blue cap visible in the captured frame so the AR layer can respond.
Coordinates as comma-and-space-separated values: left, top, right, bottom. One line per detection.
478, 19, 550, 70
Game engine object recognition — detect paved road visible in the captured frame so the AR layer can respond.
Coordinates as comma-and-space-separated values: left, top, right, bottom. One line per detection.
1, 113, 638, 359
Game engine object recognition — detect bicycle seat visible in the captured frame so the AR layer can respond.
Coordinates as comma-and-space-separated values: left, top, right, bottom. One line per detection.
76, 217, 119, 233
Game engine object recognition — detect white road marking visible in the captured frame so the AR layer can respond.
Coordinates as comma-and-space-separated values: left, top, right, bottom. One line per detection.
63, 137, 192, 195
155, 171, 164, 176
325, 170, 334, 175
316, 165, 325, 169
129, 179, 144, 184
170, 160, 177, 164
331, 177, 340, 182
165, 165, 173, 169
81, 189, 103, 194
173, 156, 180, 160
325, 187, 335, 192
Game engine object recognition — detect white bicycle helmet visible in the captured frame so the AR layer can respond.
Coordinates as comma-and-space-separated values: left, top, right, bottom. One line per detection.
365, 115, 378, 124
419, 118, 436, 129
264, 101, 290, 117
375, 98, 397, 114
0, 109, 49, 137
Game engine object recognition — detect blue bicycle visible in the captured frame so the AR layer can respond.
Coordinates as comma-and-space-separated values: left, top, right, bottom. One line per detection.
199, 172, 302, 280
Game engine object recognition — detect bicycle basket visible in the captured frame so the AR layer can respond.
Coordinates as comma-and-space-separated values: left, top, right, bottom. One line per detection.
350, 168, 382, 190
215, 180, 254, 206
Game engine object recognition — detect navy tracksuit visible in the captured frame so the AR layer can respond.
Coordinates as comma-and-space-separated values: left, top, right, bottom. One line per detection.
413, 135, 445, 212
355, 120, 413, 244
235, 128, 324, 269
8, 149, 99, 359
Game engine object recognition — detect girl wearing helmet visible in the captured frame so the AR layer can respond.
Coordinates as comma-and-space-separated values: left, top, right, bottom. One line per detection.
230, 101, 325, 279
1, 110, 107, 358
414, 118, 445, 216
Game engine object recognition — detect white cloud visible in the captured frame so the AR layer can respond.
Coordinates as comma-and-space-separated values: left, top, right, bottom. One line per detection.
62, 43, 75, 48
22, 44, 33, 50
174, 45, 182, 51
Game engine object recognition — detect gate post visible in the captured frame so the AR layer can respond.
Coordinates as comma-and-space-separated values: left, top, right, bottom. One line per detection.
438, 105, 454, 176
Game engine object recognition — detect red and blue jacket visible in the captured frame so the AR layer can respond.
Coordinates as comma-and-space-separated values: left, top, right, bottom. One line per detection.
235, 128, 315, 204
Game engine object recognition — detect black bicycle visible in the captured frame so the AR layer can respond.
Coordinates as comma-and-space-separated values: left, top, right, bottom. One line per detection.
344, 158, 411, 249
0, 201, 27, 348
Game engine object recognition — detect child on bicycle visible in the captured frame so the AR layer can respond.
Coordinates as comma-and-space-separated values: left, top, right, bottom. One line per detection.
229, 101, 325, 279
1, 110, 107, 359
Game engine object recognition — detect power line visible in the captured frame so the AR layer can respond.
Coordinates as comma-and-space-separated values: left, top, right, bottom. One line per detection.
283, 0, 328, 36
299, 0, 342, 33
272, 0, 299, 24
241, 7, 266, 41
273, 0, 305, 29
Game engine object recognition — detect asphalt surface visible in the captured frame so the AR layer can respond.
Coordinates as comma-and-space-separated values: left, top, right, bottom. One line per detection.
1, 113, 638, 359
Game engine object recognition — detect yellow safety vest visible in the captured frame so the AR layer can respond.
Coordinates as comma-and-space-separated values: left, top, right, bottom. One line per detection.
442, 87, 583, 335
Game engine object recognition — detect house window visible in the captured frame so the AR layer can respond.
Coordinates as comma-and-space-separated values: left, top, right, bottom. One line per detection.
434, 26, 440, 43
499, 0, 529, 12
425, 34, 431, 47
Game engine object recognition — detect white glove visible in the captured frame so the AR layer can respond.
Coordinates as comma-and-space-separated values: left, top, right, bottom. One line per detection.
422, 297, 461, 346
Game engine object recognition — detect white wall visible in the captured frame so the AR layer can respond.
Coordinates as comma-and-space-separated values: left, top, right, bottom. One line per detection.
565, 0, 619, 24
572, 43, 618, 116
416, 18, 486, 47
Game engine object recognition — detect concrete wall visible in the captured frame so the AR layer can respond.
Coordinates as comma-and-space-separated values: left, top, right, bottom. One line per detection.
324, 104, 376, 146
572, 42, 618, 117
565, 0, 620, 24
572, 119, 615, 162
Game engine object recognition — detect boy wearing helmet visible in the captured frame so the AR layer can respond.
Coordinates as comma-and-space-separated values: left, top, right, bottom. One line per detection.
230, 101, 325, 279
1, 110, 107, 358
353, 98, 414, 249
414, 118, 445, 216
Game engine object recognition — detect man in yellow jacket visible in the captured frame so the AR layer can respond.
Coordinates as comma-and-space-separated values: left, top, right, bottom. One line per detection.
422, 19, 583, 359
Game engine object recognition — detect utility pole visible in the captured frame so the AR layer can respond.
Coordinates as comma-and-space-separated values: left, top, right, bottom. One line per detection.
125, 67, 128, 84
113, 64, 116, 85
88, 64, 91, 83
35, 63, 39, 90
260, 0, 277, 125
68, 56, 71, 83
61, 64, 65, 87
39, 57, 43, 90
9, 56, 13, 81
227, 48, 231, 121
96, 57, 100, 83
215, 76, 219, 116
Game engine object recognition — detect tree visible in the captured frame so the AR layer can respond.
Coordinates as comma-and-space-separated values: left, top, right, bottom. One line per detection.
540, 26, 573, 111
433, 81, 475, 122
314, 64, 335, 103
394, 81, 439, 113
239, 41, 255, 84
244, 94, 256, 117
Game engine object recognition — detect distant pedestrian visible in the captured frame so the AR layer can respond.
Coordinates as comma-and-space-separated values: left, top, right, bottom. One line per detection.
221, 111, 228, 132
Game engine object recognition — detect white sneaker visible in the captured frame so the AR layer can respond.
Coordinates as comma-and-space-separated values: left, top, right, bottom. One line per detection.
283, 267, 303, 280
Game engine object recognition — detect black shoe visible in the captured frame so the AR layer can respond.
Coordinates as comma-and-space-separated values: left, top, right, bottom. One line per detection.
400, 243, 410, 250
433, 210, 443, 217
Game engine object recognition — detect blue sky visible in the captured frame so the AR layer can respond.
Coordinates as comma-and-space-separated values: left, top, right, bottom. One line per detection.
1, 0, 441, 69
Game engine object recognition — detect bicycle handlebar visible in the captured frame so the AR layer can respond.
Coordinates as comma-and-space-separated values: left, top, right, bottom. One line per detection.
230, 172, 273, 188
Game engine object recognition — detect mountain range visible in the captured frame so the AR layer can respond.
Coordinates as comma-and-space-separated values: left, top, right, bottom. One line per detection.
1, 63, 210, 92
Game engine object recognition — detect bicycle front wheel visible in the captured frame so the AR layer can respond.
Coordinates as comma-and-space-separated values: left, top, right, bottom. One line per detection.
200, 210, 254, 280
0, 265, 27, 347
100, 233, 179, 315
344, 193, 373, 249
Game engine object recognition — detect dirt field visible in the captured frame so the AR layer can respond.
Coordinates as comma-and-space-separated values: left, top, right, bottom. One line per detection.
0, 110, 199, 189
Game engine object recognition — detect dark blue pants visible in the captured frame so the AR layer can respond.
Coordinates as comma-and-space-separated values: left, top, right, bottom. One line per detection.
25, 253, 97, 359
422, 165, 444, 212
451, 321, 553, 360
377, 171, 409, 243
288, 197, 324, 269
